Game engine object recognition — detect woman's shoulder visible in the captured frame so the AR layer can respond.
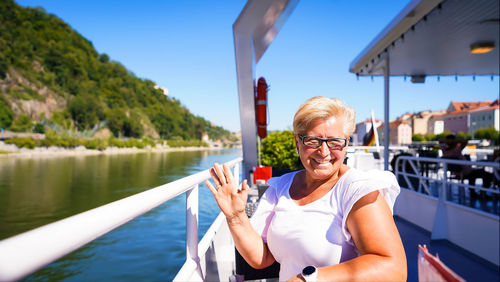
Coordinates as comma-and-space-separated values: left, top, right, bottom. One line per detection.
266, 170, 301, 198
340, 167, 397, 185
335, 167, 399, 198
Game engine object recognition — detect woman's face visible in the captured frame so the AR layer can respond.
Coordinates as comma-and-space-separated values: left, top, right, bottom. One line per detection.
295, 116, 348, 181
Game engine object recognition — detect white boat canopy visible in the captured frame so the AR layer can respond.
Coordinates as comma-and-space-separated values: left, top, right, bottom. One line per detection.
349, 0, 499, 169
350, 0, 499, 77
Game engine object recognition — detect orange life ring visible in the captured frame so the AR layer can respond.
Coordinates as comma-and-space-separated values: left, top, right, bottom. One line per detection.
255, 77, 268, 139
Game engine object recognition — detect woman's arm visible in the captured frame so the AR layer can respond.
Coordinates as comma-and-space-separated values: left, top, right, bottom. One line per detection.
289, 191, 407, 282
206, 163, 275, 269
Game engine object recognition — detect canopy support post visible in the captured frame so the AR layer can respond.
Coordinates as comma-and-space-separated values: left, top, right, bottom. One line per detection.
383, 57, 390, 170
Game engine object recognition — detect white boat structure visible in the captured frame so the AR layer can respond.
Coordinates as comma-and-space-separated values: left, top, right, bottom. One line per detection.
0, 0, 498, 281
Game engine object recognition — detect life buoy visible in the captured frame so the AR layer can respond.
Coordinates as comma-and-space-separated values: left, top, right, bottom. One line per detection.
255, 77, 268, 139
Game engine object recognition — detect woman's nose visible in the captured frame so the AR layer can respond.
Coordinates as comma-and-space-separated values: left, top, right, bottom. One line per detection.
319, 141, 329, 155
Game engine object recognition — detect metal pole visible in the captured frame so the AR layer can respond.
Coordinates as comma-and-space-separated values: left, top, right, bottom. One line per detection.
185, 185, 202, 278
383, 56, 390, 170
442, 163, 448, 201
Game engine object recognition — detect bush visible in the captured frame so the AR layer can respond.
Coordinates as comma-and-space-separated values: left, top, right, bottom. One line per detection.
33, 123, 45, 133
435, 130, 453, 141
50, 110, 73, 130
10, 114, 33, 132
84, 138, 108, 150
142, 137, 156, 147
424, 133, 436, 141
167, 138, 208, 148
109, 137, 126, 148
124, 138, 143, 149
5, 137, 36, 149
474, 127, 499, 145
261, 130, 302, 170
412, 134, 424, 142
0, 96, 13, 129
456, 131, 471, 140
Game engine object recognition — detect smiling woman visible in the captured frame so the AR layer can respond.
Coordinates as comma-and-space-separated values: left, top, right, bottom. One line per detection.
206, 96, 407, 281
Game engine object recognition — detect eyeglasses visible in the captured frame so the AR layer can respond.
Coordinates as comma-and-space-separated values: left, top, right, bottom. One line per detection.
298, 135, 347, 149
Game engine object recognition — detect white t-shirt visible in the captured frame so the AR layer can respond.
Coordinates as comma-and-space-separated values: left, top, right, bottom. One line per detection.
250, 167, 400, 280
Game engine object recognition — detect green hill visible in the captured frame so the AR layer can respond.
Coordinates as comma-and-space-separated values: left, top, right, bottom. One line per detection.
0, 0, 235, 142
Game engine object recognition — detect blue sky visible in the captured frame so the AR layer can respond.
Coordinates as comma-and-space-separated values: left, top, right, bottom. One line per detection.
16, 0, 499, 132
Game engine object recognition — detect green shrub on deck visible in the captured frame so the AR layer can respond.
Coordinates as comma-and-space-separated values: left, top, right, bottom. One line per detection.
260, 130, 302, 170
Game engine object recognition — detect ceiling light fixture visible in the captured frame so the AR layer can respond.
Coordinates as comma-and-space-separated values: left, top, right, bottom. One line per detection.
470, 41, 495, 54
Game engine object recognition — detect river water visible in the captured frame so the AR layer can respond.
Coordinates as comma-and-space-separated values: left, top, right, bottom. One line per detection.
0, 148, 242, 281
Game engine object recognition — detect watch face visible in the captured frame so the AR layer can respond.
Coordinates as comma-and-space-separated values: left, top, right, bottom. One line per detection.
303, 266, 316, 276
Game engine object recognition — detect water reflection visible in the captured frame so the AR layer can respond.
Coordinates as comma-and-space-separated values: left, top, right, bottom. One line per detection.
0, 148, 241, 281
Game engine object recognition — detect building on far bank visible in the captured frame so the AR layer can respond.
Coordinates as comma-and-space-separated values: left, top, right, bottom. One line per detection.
377, 120, 411, 145
408, 110, 432, 135
390, 120, 412, 145
202, 133, 210, 143
154, 85, 169, 96
469, 99, 499, 136
443, 101, 492, 134
428, 112, 445, 135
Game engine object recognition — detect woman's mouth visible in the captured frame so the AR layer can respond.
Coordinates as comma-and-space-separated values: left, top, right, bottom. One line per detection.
313, 158, 333, 166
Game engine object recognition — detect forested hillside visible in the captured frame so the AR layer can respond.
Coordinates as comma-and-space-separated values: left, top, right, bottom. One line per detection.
0, 0, 235, 141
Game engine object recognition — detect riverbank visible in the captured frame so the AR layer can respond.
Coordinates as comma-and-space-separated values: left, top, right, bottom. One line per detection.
0, 143, 237, 159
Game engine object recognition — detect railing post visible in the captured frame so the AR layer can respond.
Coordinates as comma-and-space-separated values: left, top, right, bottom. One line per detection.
185, 184, 202, 278
432, 161, 448, 240
441, 163, 448, 201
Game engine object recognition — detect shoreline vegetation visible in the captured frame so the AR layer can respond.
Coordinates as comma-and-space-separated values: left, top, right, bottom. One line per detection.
0, 134, 240, 159
0, 144, 230, 159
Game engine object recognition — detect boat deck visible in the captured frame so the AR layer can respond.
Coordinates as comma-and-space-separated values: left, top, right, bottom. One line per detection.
395, 216, 499, 282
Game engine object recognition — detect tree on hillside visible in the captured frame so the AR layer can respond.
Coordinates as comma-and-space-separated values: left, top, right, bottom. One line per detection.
106, 108, 126, 137
0, 95, 13, 129
68, 96, 104, 130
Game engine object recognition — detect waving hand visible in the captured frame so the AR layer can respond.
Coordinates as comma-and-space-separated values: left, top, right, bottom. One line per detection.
206, 162, 250, 220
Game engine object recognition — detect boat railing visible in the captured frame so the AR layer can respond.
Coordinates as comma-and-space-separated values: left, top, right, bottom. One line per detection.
348, 145, 409, 153
395, 155, 499, 208
394, 155, 499, 265
0, 157, 243, 281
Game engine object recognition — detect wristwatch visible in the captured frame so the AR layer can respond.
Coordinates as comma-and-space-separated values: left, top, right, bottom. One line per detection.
301, 265, 317, 281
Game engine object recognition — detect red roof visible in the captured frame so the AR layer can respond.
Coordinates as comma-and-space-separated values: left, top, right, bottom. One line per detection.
469, 104, 499, 113
449, 101, 492, 113
389, 120, 408, 129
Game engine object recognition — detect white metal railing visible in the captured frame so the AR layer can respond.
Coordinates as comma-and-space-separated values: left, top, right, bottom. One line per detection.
348, 145, 409, 152
0, 157, 242, 281
395, 156, 499, 205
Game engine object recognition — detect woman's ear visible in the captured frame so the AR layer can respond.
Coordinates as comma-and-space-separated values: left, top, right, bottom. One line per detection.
294, 135, 300, 155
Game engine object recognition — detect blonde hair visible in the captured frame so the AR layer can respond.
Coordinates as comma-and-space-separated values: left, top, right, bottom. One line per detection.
293, 96, 355, 137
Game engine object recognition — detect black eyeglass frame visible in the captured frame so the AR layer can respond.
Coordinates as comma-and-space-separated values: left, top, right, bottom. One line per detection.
298, 134, 348, 149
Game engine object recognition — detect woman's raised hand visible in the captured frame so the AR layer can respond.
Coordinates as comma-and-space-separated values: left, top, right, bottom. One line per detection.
206, 162, 250, 220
